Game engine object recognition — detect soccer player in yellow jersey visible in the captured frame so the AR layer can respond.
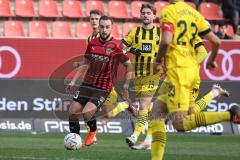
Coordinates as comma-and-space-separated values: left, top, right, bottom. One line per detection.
131, 36, 229, 151
122, 3, 162, 148
151, 0, 240, 159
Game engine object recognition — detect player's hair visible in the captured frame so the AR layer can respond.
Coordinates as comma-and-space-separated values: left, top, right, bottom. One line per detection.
140, 3, 157, 15
99, 16, 113, 24
89, 9, 103, 16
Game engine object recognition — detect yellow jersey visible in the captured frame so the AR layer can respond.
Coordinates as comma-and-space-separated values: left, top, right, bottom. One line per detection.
122, 26, 161, 77
87, 32, 100, 44
160, 1, 210, 68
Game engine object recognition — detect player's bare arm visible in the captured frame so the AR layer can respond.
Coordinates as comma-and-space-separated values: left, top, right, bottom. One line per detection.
203, 32, 221, 70
154, 28, 173, 73
65, 58, 89, 95
121, 59, 132, 100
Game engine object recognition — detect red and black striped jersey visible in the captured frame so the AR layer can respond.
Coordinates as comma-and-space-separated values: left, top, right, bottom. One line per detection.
83, 37, 129, 92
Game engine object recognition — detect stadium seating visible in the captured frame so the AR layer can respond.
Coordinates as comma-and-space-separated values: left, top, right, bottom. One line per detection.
3, 21, 24, 37
29, 21, 48, 38
62, 0, 83, 18
52, 21, 72, 38
0, 0, 13, 17
131, 1, 146, 18
38, 0, 62, 18
85, 0, 105, 16
154, 1, 169, 17
122, 22, 140, 37
200, 2, 224, 20
15, 0, 36, 17
76, 22, 92, 39
108, 1, 130, 19
112, 23, 120, 38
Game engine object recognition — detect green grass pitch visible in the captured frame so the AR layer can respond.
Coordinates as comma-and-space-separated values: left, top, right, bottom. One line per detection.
0, 133, 239, 160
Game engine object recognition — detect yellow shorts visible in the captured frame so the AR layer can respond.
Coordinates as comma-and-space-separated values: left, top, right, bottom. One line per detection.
133, 74, 161, 99
189, 74, 200, 104
103, 87, 118, 106
158, 67, 198, 113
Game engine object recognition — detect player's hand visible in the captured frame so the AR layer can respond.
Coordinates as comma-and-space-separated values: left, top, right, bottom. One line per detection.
65, 81, 75, 95
121, 84, 129, 101
154, 61, 161, 74
206, 60, 217, 70
129, 48, 141, 56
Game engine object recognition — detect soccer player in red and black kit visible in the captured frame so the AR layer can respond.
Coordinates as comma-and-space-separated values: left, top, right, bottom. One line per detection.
66, 16, 132, 146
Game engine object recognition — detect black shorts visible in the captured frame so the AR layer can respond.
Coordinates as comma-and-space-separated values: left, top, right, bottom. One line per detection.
73, 84, 110, 108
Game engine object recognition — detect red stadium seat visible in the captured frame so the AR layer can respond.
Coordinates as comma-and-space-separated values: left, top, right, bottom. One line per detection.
108, 1, 130, 19
29, 21, 49, 38
122, 22, 139, 37
3, 21, 24, 37
76, 22, 92, 39
39, 0, 62, 18
15, 0, 36, 17
85, 0, 104, 16
154, 1, 169, 17
186, 2, 196, 9
0, 0, 13, 17
131, 1, 147, 18
112, 23, 120, 38
52, 21, 72, 38
200, 2, 224, 20
62, 0, 83, 18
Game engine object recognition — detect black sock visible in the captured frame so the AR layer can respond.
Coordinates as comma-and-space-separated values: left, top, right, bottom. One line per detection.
69, 121, 80, 134
86, 117, 97, 132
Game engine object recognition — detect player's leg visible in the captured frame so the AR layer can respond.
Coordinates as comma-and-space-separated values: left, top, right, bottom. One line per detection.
150, 99, 168, 160
68, 102, 84, 135
83, 89, 109, 146
82, 102, 98, 146
103, 88, 137, 118
126, 96, 151, 146
173, 104, 240, 132
69, 88, 88, 135
189, 79, 229, 114
170, 86, 235, 132
126, 75, 159, 147
131, 103, 153, 150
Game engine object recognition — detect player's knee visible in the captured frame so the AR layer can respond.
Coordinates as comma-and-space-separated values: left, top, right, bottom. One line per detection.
104, 112, 114, 118
172, 121, 185, 132
83, 113, 92, 122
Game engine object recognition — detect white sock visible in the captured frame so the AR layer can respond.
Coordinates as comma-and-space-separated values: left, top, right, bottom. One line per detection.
211, 89, 219, 98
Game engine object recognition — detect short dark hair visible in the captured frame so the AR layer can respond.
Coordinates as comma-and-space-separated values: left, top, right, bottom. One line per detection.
140, 3, 157, 15
99, 16, 113, 24
89, 9, 103, 16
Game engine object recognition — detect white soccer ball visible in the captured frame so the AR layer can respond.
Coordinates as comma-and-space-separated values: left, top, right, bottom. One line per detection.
64, 133, 82, 150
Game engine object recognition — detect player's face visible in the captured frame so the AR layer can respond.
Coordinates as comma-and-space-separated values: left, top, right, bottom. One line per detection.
99, 20, 112, 40
140, 8, 155, 25
90, 14, 101, 29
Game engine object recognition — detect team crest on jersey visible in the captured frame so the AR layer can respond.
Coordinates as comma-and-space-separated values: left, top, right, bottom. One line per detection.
154, 35, 160, 41
106, 48, 113, 55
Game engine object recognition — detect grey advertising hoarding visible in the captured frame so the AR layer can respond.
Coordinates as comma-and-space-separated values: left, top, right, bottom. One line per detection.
0, 118, 237, 135
0, 80, 240, 134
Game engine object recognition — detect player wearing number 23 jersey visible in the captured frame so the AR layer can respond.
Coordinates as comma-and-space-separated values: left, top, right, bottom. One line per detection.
158, 1, 211, 112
